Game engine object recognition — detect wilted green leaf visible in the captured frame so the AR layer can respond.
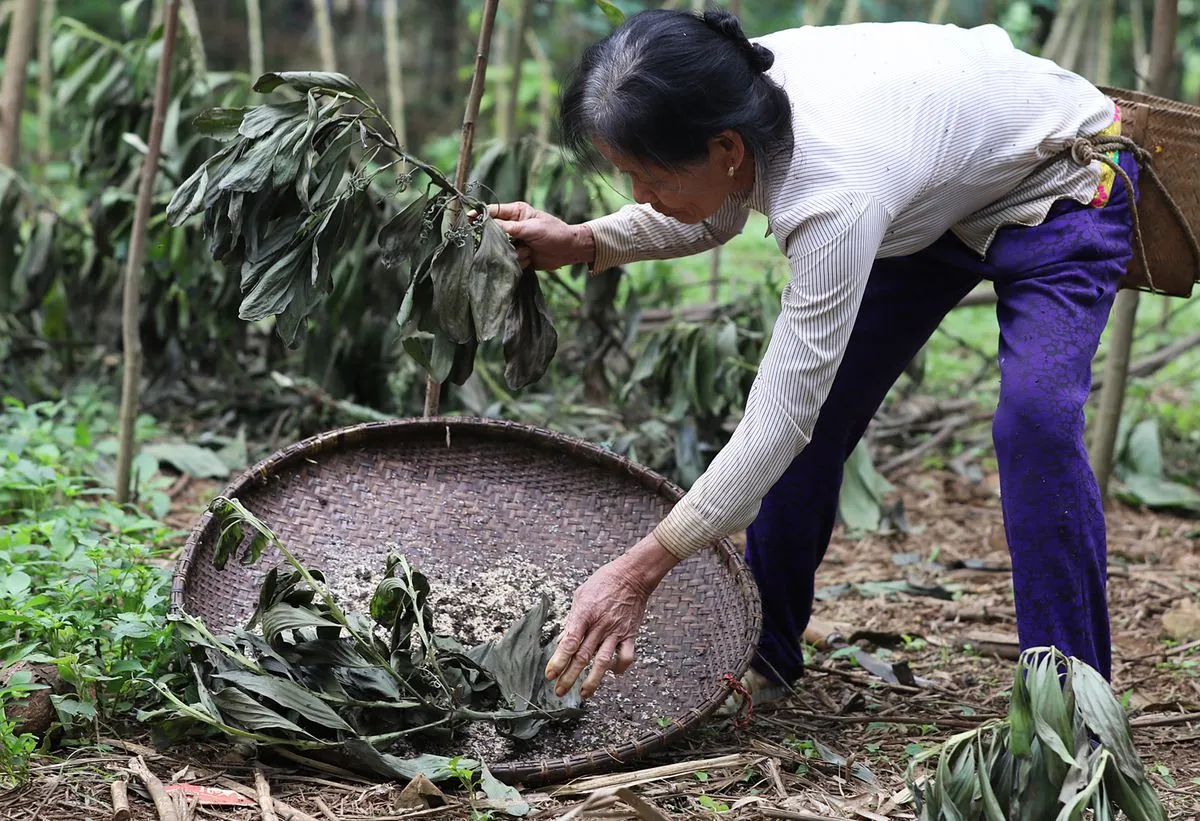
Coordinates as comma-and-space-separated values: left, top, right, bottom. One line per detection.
341, 739, 477, 783
502, 268, 558, 389
193, 106, 250, 138
213, 670, 354, 733
480, 765, 530, 817
252, 72, 377, 111
470, 218, 522, 341
260, 604, 343, 642
1116, 475, 1200, 512
838, 442, 893, 533
211, 687, 317, 738
430, 231, 477, 344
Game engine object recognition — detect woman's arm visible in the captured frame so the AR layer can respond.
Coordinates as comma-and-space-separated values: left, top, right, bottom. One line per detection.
583, 197, 751, 271
653, 193, 892, 558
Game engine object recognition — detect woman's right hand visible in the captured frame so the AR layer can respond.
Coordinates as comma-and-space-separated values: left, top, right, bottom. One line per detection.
485, 202, 595, 271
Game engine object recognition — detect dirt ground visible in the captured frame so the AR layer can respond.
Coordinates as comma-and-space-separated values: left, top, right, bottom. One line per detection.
3, 467, 1198, 820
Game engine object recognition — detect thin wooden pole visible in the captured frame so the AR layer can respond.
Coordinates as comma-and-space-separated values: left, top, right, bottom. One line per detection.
423, 0, 500, 417
1089, 0, 1177, 501
0, 0, 38, 168
245, 0, 265, 80
116, 0, 183, 503
36, 0, 55, 166
310, 0, 336, 72
381, 0, 408, 150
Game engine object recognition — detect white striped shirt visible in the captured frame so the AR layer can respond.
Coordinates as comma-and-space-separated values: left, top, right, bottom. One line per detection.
582, 22, 1116, 560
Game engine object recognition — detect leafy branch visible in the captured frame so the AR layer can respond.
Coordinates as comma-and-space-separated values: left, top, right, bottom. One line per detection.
167, 70, 557, 391
153, 496, 583, 782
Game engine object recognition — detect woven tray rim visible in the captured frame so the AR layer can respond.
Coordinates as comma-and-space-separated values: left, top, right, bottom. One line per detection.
171, 416, 763, 784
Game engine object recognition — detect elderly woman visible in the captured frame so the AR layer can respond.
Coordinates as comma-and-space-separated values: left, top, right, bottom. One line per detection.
489, 8, 1137, 702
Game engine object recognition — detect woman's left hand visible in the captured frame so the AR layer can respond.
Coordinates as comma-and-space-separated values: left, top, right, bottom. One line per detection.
546, 533, 680, 699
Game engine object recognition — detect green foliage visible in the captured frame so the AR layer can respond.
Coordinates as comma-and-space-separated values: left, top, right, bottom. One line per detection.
171, 71, 562, 390
0, 395, 182, 783
150, 498, 582, 780
907, 647, 1166, 821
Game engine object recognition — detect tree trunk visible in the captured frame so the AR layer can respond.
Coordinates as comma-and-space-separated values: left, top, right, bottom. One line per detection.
36, 0, 55, 167
424, 0, 500, 417
381, 0, 407, 150
310, 0, 336, 72
0, 0, 38, 168
179, 0, 206, 82
245, 0, 264, 80
525, 30, 553, 150
499, 0, 534, 143
929, 0, 951, 25
1089, 0, 1177, 502
116, 0, 183, 503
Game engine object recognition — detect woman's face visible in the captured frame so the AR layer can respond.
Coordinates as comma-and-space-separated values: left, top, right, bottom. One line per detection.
593, 132, 750, 224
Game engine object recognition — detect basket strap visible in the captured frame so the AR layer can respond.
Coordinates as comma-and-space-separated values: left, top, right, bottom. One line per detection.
1065, 134, 1200, 294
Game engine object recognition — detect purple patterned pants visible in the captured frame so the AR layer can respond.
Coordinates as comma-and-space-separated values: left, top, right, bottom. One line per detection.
747, 150, 1139, 684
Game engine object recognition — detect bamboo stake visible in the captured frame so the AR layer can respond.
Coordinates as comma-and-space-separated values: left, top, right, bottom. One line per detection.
246, 0, 265, 80
1089, 0, 1176, 501
310, 0, 336, 72
115, 0, 183, 503
36, 0, 55, 166
0, 0, 38, 168
381, 0, 407, 150
423, 0, 501, 417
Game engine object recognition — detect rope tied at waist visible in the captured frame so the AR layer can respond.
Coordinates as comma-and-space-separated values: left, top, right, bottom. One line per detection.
1063, 133, 1200, 294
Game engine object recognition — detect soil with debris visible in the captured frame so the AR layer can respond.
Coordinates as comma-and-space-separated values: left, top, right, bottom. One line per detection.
13, 466, 1199, 820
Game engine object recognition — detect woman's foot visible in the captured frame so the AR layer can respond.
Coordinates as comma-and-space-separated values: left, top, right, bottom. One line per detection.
715, 667, 794, 717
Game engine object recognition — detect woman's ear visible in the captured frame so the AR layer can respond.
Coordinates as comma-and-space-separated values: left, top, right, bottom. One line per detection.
711, 130, 746, 173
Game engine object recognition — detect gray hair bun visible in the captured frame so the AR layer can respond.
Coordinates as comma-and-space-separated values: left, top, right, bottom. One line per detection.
702, 10, 774, 72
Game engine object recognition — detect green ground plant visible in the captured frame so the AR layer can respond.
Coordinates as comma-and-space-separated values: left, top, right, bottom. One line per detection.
0, 393, 181, 784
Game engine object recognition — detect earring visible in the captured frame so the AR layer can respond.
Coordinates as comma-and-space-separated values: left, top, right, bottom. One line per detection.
727, 165, 737, 177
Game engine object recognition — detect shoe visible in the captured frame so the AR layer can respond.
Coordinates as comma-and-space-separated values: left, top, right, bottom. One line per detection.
714, 667, 794, 717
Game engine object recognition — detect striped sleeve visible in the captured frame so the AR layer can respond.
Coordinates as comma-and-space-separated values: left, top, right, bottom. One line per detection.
653, 194, 893, 560
583, 197, 750, 271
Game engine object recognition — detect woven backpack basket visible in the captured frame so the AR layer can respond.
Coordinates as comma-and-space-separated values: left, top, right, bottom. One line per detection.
1099, 86, 1200, 298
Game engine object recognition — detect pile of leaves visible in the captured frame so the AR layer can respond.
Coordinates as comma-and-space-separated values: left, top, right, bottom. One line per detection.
166, 71, 557, 390
148, 497, 582, 782
906, 647, 1165, 821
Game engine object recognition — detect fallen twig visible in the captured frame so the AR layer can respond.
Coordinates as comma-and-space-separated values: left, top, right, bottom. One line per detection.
110, 778, 131, 821
880, 412, 991, 475
761, 807, 846, 821
1130, 711, 1200, 728
214, 777, 321, 821
551, 753, 758, 796
312, 795, 339, 821
255, 769, 279, 821
557, 787, 671, 821
128, 756, 180, 821
1091, 329, 1200, 394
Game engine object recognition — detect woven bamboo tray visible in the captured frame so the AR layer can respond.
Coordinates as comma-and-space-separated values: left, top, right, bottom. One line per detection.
171, 418, 761, 784
1100, 86, 1200, 298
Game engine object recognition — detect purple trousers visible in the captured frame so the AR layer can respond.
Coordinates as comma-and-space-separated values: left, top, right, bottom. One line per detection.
747, 150, 1139, 684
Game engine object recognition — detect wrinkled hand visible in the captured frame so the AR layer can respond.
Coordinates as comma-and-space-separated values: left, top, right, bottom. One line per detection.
482, 201, 595, 272
546, 533, 679, 699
